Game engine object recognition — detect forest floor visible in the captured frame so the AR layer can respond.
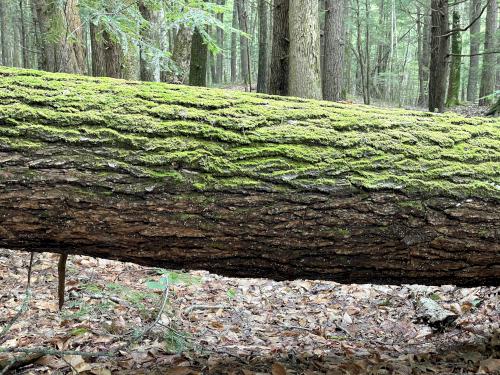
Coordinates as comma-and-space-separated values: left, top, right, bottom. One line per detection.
0, 249, 498, 375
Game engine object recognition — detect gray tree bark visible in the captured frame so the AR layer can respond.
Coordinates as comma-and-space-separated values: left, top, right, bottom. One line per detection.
288, 0, 322, 99
467, 0, 481, 102
479, 0, 498, 106
257, 0, 268, 93
322, 0, 345, 101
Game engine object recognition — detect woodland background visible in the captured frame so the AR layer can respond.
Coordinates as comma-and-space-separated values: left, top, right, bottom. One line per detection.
0, 0, 498, 112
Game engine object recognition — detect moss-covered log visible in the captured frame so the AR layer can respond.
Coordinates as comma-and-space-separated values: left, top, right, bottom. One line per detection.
1, 67, 499, 286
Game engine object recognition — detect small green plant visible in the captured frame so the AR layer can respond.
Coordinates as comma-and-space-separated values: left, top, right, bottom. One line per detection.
226, 287, 237, 300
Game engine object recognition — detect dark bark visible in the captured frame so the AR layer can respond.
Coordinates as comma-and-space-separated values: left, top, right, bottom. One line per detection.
322, 0, 345, 101
168, 26, 192, 84
188, 27, 208, 86
467, 0, 481, 102
90, 23, 106, 77
0, 0, 7, 66
428, 0, 449, 113
236, 0, 250, 88
268, 0, 289, 96
257, 0, 268, 93
139, 0, 159, 82
446, 11, 462, 107
479, 0, 498, 106
0, 68, 499, 287
230, 0, 238, 82
19, 0, 28, 68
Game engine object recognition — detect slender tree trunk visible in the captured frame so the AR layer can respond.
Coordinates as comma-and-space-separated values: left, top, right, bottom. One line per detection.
479, 0, 498, 106
230, 0, 238, 82
288, 0, 322, 99
269, 0, 289, 96
0, 0, 7, 66
89, 23, 106, 77
257, 0, 268, 93
19, 0, 28, 68
12, 16, 20, 67
417, 6, 425, 106
139, 0, 160, 82
236, 0, 250, 88
322, 0, 345, 101
428, 0, 449, 113
189, 27, 208, 86
364, 0, 371, 104
215, 0, 224, 84
467, 0, 481, 102
446, 11, 462, 107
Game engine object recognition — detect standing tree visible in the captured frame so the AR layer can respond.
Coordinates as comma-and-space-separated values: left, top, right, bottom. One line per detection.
323, 0, 346, 101
479, 0, 498, 105
288, 0, 322, 99
139, 0, 160, 82
269, 0, 289, 96
215, 0, 225, 84
446, 10, 462, 107
428, 0, 449, 113
0, 0, 7, 66
236, 0, 251, 89
230, 0, 238, 82
33, 0, 86, 74
257, 0, 268, 93
189, 27, 208, 86
467, 0, 482, 102
168, 26, 192, 84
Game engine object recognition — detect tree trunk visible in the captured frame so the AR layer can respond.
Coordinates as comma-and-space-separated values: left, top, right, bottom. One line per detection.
18, 0, 29, 68
428, 0, 449, 113
0, 0, 7, 66
33, 0, 86, 74
446, 11, 462, 107
268, 0, 289, 96
467, 0, 481, 102
230, 0, 238, 82
236, 0, 250, 88
479, 0, 498, 106
288, 0, 322, 99
139, 0, 160, 82
89, 23, 106, 77
215, 0, 225, 84
1, 67, 499, 286
189, 27, 208, 86
257, 0, 268, 93
168, 26, 192, 84
322, 0, 345, 101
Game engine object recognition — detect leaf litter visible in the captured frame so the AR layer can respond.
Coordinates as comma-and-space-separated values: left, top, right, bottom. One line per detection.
0, 249, 498, 374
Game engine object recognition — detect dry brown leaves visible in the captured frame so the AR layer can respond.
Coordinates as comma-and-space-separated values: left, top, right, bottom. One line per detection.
0, 249, 498, 374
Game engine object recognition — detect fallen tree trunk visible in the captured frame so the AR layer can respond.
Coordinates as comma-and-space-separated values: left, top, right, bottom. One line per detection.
0, 67, 499, 286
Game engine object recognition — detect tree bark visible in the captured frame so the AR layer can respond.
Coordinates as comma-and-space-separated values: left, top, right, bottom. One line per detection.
188, 27, 208, 86
0, 68, 499, 287
269, 0, 289, 96
257, 0, 268, 93
288, 0, 322, 99
428, 0, 449, 113
139, 0, 160, 82
230, 0, 238, 82
479, 0, 498, 106
33, 0, 86, 74
446, 10, 462, 107
467, 0, 481, 103
0, 0, 7, 66
168, 26, 192, 84
215, 0, 225, 84
322, 0, 345, 101
236, 0, 250, 88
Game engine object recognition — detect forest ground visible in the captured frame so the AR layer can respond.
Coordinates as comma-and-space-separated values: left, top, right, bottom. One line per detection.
0, 249, 498, 374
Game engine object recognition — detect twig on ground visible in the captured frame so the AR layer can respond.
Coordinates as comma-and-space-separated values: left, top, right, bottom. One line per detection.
0, 347, 115, 358
183, 304, 228, 315
0, 353, 43, 375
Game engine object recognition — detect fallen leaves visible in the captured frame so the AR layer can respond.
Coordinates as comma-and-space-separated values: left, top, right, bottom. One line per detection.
0, 249, 498, 374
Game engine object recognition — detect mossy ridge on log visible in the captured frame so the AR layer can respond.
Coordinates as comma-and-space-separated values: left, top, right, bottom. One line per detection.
0, 67, 499, 198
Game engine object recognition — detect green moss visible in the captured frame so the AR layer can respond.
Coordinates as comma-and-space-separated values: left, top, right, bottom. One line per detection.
0, 67, 499, 198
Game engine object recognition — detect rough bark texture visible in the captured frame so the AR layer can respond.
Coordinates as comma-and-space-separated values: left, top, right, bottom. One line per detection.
0, 0, 7, 66
236, 0, 250, 86
188, 27, 208, 86
322, 0, 345, 101
428, 0, 449, 113
139, 0, 160, 82
230, 0, 238, 82
446, 11, 462, 107
269, 0, 289, 96
215, 0, 224, 84
0, 68, 499, 286
479, 0, 498, 106
33, 0, 85, 74
288, 0, 322, 99
257, 0, 268, 93
466, 0, 481, 103
169, 26, 192, 84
